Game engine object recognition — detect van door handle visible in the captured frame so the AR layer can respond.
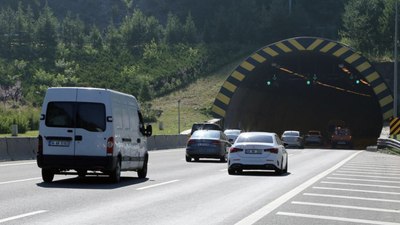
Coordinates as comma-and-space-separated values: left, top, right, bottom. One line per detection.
75, 135, 82, 141
67, 129, 73, 133
137, 138, 141, 143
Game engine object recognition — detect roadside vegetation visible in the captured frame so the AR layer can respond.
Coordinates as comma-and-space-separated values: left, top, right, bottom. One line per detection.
0, 0, 396, 135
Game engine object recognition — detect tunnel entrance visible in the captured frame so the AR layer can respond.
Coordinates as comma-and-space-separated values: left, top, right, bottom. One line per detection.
212, 37, 393, 148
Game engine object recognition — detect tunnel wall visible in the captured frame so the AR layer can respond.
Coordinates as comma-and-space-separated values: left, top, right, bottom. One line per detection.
212, 37, 394, 123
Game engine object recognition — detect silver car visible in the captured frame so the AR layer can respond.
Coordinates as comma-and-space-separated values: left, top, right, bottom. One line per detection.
224, 129, 242, 143
281, 130, 304, 148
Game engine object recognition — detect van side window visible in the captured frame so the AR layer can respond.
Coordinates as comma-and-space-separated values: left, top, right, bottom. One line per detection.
46, 102, 74, 127
138, 111, 145, 135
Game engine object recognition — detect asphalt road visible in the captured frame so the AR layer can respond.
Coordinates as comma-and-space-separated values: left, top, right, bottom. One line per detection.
0, 148, 399, 225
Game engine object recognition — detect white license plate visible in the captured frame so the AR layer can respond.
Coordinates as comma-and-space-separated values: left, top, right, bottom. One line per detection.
49, 140, 70, 147
245, 149, 262, 154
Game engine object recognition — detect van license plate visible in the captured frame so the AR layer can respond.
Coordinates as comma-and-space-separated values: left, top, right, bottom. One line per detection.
49, 140, 70, 147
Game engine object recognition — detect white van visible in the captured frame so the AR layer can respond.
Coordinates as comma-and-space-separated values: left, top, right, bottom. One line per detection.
37, 87, 152, 183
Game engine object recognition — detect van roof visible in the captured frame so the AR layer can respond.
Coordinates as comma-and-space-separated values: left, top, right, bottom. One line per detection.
48, 87, 137, 100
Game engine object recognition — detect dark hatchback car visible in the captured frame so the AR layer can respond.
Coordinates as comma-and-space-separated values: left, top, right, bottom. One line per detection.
186, 130, 231, 162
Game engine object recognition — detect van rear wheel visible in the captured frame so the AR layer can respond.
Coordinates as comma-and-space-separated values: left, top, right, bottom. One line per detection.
42, 168, 54, 183
110, 160, 121, 183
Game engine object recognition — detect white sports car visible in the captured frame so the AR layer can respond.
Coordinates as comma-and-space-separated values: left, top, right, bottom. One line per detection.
228, 132, 288, 175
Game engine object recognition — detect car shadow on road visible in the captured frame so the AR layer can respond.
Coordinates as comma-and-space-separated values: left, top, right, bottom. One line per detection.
36, 176, 150, 190
189, 159, 226, 164
232, 171, 292, 177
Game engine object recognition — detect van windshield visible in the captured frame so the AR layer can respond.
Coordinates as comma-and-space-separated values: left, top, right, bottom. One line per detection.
46, 102, 106, 132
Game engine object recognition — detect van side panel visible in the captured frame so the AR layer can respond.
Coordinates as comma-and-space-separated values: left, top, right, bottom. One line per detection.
110, 91, 140, 170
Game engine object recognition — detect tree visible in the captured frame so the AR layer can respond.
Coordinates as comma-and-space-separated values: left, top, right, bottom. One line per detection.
183, 12, 198, 44
120, 9, 162, 55
165, 12, 184, 44
340, 0, 393, 56
34, 3, 59, 62
60, 12, 85, 49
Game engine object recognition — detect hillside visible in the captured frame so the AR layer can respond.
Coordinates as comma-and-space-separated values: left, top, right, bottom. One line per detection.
150, 60, 241, 135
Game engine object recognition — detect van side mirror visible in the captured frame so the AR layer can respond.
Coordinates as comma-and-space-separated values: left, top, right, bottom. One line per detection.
145, 124, 152, 137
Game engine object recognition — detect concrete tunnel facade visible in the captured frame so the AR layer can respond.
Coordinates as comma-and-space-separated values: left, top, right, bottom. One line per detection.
211, 37, 394, 146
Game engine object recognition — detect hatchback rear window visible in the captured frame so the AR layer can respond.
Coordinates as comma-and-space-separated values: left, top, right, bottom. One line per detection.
236, 134, 273, 143
191, 130, 220, 139
46, 102, 106, 132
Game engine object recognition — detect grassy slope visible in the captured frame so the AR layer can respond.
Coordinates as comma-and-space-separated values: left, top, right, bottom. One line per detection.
150, 60, 240, 135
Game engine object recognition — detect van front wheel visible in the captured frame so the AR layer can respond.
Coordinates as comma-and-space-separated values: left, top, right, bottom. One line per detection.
138, 155, 148, 179
42, 168, 54, 183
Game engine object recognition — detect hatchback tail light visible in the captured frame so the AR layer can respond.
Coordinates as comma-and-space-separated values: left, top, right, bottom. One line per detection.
264, 148, 279, 154
187, 139, 196, 146
212, 140, 222, 146
107, 137, 114, 155
230, 147, 243, 153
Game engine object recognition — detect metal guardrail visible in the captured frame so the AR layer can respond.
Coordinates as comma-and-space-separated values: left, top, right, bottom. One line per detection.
377, 137, 400, 149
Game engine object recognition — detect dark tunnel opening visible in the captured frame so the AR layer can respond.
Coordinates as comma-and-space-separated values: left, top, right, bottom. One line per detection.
225, 52, 383, 148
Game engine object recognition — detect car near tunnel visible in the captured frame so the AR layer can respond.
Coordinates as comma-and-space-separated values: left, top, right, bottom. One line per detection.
304, 130, 324, 146
186, 130, 231, 162
281, 130, 304, 148
227, 132, 288, 175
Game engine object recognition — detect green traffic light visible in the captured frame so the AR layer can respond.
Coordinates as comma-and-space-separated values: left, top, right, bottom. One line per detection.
355, 79, 360, 84
306, 80, 311, 85
267, 81, 271, 85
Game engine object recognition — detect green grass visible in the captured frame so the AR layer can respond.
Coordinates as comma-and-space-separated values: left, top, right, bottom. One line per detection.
149, 60, 241, 135
0, 130, 38, 137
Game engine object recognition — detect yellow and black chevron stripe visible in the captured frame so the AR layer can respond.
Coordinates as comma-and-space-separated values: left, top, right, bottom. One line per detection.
390, 117, 400, 140
212, 37, 393, 120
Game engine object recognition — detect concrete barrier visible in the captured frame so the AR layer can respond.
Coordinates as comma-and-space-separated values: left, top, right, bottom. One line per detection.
5, 137, 37, 160
0, 135, 187, 161
0, 139, 11, 161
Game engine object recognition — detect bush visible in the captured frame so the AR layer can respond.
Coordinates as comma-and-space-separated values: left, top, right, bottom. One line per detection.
0, 107, 40, 134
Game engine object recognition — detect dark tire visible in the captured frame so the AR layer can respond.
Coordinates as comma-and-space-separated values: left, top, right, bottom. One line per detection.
77, 170, 87, 178
185, 155, 192, 162
42, 168, 54, 183
194, 157, 199, 162
283, 158, 288, 173
228, 168, 235, 175
220, 154, 227, 162
110, 159, 121, 183
138, 155, 148, 179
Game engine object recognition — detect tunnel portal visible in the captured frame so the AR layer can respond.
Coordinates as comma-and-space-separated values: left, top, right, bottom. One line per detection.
212, 37, 394, 147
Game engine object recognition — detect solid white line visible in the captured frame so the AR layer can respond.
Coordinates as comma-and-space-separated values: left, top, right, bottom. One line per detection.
276, 212, 400, 225
0, 210, 47, 224
0, 177, 41, 185
291, 201, 400, 213
321, 181, 400, 189
332, 173, 400, 179
313, 186, 400, 195
327, 177, 400, 184
234, 150, 362, 225
0, 162, 36, 167
304, 193, 400, 203
136, 180, 180, 190
337, 169, 400, 176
